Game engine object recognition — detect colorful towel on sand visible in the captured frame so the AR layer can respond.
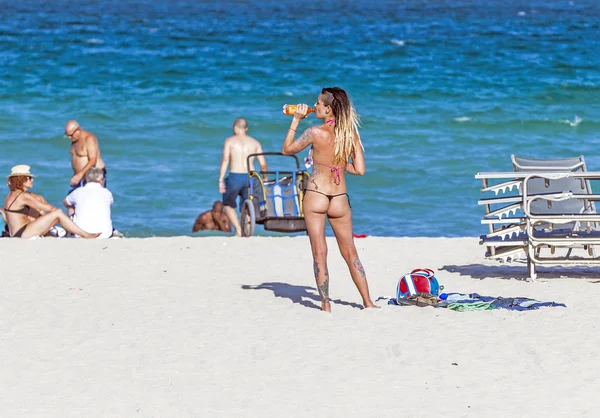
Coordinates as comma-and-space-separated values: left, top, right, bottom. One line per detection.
441, 293, 566, 311
387, 292, 566, 311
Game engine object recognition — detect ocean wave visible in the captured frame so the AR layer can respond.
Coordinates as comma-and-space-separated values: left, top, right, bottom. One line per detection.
454, 116, 472, 122
557, 116, 582, 127
85, 38, 105, 45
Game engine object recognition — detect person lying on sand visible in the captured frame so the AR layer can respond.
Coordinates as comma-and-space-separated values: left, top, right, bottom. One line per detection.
192, 201, 231, 233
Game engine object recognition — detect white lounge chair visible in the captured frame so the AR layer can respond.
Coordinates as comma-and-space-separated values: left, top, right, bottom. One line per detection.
476, 155, 600, 280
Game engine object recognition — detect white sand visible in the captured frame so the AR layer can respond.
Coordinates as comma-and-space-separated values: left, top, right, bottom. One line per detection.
1, 236, 599, 417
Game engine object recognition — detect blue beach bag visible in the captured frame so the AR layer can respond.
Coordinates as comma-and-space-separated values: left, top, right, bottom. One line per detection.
396, 268, 441, 299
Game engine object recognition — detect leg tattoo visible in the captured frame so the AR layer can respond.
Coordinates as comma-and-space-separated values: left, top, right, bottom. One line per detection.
313, 260, 330, 301
353, 258, 366, 279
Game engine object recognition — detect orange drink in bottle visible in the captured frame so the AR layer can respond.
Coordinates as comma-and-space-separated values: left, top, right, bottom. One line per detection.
282, 104, 315, 116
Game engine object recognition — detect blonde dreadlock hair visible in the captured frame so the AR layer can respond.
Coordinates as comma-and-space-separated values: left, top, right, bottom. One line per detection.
321, 87, 361, 166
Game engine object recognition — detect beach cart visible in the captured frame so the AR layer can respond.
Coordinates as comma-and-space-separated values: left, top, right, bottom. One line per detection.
241, 152, 309, 237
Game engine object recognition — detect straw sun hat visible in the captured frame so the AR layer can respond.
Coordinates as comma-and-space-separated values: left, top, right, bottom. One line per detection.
7, 165, 36, 178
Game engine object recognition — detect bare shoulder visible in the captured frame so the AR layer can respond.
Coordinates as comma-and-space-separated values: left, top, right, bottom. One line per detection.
3, 192, 13, 207
21, 191, 40, 204
223, 136, 235, 146
248, 135, 263, 149
312, 125, 329, 138
301, 125, 326, 142
85, 132, 99, 145
222, 136, 237, 156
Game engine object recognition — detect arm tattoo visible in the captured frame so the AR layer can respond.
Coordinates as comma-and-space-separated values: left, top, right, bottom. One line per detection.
313, 260, 330, 300
309, 165, 320, 190
298, 127, 314, 147
353, 258, 366, 279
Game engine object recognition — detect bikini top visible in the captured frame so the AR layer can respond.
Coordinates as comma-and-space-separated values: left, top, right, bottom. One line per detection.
4, 192, 30, 215
313, 161, 344, 185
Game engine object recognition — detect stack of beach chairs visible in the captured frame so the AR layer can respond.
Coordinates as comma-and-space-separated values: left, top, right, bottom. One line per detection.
476, 155, 600, 281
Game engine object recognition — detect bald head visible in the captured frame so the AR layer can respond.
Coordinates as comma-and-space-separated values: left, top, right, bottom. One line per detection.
212, 201, 223, 211
233, 118, 248, 134
65, 120, 80, 134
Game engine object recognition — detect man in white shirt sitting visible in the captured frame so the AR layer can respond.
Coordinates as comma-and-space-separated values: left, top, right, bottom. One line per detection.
63, 167, 114, 238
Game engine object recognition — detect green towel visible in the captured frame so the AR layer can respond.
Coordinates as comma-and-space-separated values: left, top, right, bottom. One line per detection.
447, 301, 494, 311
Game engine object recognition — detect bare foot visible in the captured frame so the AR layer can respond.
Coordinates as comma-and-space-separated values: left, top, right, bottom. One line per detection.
363, 301, 380, 309
82, 232, 101, 239
321, 300, 331, 312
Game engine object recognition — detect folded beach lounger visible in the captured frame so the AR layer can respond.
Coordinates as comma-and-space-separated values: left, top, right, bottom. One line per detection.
477, 155, 600, 280
477, 156, 591, 256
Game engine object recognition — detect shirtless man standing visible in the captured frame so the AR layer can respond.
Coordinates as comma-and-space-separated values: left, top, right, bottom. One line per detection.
65, 120, 106, 192
219, 118, 267, 236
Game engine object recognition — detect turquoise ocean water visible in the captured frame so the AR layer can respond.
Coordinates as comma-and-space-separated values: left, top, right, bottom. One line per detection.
1, 0, 599, 237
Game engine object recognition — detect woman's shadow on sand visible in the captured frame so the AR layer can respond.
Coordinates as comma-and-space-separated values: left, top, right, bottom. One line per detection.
241, 282, 365, 310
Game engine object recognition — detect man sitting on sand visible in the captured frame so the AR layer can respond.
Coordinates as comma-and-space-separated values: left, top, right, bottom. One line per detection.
192, 201, 231, 233
63, 167, 114, 238
219, 118, 268, 236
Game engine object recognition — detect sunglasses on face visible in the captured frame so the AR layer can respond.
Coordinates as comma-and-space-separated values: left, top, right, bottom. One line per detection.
64, 127, 80, 138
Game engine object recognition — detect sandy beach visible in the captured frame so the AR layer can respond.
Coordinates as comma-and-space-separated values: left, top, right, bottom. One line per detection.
1, 236, 598, 416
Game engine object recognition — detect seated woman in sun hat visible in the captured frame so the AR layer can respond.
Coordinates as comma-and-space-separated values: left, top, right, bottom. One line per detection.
3, 165, 100, 239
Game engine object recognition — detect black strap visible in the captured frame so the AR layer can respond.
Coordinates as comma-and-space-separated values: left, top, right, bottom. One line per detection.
5, 191, 25, 211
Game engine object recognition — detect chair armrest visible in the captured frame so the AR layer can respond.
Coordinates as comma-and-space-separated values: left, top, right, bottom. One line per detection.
484, 203, 521, 219
480, 180, 521, 195
478, 196, 522, 206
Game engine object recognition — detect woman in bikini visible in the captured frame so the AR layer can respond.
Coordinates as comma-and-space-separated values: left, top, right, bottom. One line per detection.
3, 165, 100, 239
281, 87, 376, 312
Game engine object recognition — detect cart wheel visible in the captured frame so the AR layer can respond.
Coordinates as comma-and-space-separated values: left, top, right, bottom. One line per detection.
241, 199, 256, 237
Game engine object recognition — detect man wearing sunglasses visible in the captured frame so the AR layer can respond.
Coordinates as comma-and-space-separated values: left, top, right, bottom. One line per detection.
65, 120, 107, 194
